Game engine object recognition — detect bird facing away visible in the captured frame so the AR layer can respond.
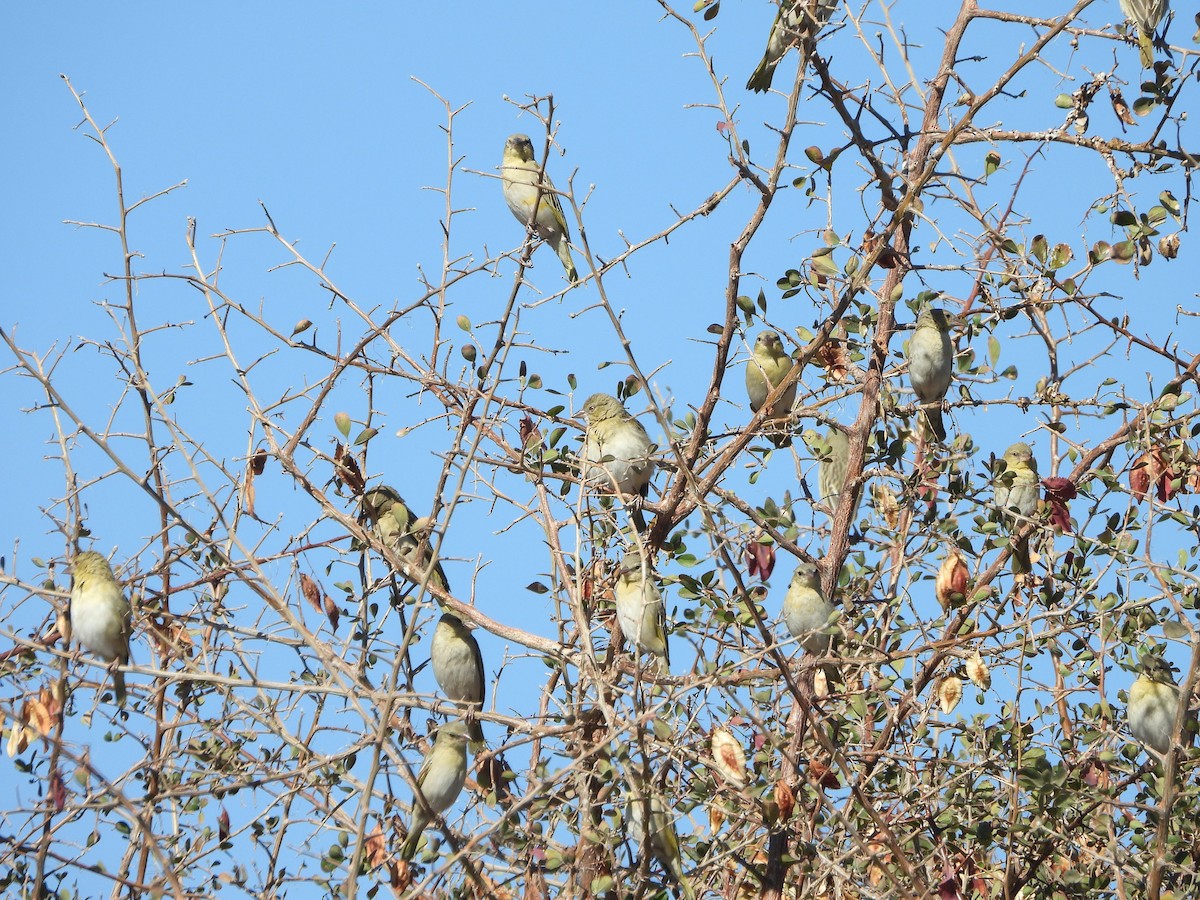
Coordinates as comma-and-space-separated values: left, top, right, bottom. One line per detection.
908, 308, 954, 442
746, 0, 838, 93
1119, 0, 1168, 68
614, 550, 670, 666
993, 443, 1040, 575
745, 331, 797, 447
782, 560, 836, 655
800, 427, 857, 521
627, 776, 696, 900
362, 485, 450, 592
69, 550, 132, 706
431, 613, 486, 743
1128, 654, 1182, 755
399, 720, 471, 860
501, 133, 579, 282
581, 393, 655, 499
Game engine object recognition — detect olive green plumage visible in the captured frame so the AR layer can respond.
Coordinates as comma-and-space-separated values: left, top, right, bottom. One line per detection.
70, 550, 132, 706
501, 134, 578, 282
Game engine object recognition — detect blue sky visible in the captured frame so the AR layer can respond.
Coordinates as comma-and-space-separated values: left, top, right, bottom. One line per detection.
3, 0, 1198, 895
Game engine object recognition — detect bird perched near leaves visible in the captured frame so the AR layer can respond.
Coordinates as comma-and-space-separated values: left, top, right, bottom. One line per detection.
69, 550, 132, 706
993, 443, 1041, 575
582, 393, 656, 530
501, 133, 578, 283
1120, 0, 1168, 68
362, 486, 449, 593
746, 0, 837, 93
908, 308, 954, 442
800, 427, 857, 520
431, 613, 486, 743
627, 773, 696, 900
745, 331, 797, 447
614, 550, 670, 666
782, 560, 836, 655
1127, 653, 1183, 755
399, 720, 471, 860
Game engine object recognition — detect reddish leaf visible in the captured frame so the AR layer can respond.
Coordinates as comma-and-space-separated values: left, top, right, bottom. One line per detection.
938, 870, 963, 900
744, 542, 776, 581
1130, 448, 1177, 503
807, 760, 840, 789
50, 769, 67, 812
1041, 476, 1076, 533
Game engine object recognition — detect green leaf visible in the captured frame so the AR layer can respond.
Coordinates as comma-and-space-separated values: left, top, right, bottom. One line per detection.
1049, 243, 1074, 270
1163, 619, 1191, 640
984, 150, 1001, 178
1110, 241, 1136, 263
1132, 96, 1156, 117
1030, 234, 1048, 264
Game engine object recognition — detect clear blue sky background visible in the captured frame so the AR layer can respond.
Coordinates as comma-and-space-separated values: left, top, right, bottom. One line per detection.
3, 0, 1195, 894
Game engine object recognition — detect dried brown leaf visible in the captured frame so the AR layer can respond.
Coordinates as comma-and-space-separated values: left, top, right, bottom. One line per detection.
300, 573, 322, 614
774, 779, 795, 821
872, 482, 900, 529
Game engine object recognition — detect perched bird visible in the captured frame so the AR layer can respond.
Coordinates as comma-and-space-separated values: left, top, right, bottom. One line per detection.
501, 133, 578, 283
431, 613, 486, 743
746, 0, 837, 93
362, 486, 449, 592
800, 427, 857, 520
908, 308, 954, 442
69, 551, 132, 706
745, 331, 798, 447
1128, 654, 1182, 755
1119, 0, 1169, 68
993, 443, 1040, 575
627, 775, 696, 900
782, 560, 836, 655
399, 720, 471, 860
614, 550, 670, 666
582, 393, 655, 502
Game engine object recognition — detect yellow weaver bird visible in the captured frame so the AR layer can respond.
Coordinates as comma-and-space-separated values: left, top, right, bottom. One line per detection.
1127, 654, 1184, 755
69, 550, 132, 706
501, 134, 578, 282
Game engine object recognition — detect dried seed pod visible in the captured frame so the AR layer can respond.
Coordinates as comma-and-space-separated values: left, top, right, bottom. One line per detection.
710, 728, 748, 787
939, 675, 963, 715
872, 482, 900, 529
936, 551, 970, 611
965, 651, 991, 690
